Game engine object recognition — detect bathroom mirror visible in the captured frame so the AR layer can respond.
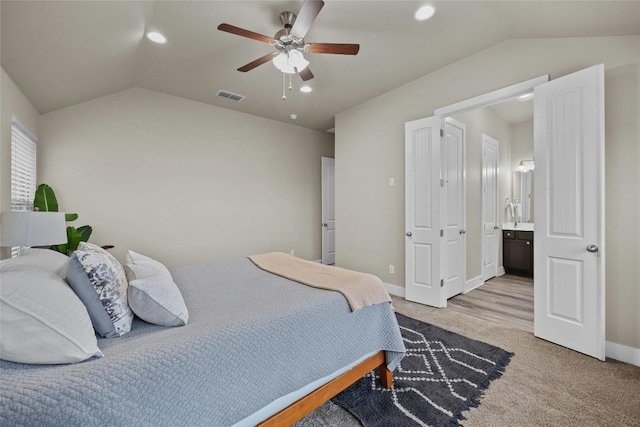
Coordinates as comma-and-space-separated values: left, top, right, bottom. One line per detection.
512, 171, 533, 222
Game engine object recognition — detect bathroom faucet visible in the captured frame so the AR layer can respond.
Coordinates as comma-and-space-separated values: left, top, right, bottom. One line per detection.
514, 220, 518, 227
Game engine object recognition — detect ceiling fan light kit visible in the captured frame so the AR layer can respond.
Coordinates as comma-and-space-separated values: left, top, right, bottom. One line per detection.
217, 0, 359, 101
273, 50, 309, 74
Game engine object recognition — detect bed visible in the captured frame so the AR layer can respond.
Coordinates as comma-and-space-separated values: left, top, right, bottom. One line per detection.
0, 253, 406, 426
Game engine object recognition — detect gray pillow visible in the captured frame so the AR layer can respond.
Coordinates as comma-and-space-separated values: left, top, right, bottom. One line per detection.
66, 242, 133, 337
66, 253, 118, 337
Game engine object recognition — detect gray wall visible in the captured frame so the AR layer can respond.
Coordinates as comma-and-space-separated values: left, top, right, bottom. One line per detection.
35, 88, 334, 267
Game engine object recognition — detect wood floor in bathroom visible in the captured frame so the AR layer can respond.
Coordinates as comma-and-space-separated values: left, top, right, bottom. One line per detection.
447, 274, 534, 333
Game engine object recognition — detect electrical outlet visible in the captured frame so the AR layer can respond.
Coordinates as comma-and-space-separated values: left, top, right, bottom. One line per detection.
290, 250, 295, 256
389, 264, 394, 274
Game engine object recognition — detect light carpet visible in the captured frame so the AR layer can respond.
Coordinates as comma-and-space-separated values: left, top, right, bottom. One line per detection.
296, 296, 640, 426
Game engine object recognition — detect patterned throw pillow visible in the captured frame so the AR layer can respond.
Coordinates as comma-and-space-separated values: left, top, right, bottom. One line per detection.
67, 242, 133, 337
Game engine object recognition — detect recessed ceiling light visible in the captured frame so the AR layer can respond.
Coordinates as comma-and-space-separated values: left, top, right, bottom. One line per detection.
290, 114, 298, 120
146, 31, 167, 44
415, 5, 436, 21
300, 85, 312, 93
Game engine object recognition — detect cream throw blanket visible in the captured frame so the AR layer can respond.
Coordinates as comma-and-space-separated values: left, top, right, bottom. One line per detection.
248, 252, 391, 312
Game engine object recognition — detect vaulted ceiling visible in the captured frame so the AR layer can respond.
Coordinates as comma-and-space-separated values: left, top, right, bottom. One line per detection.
2, 1, 638, 131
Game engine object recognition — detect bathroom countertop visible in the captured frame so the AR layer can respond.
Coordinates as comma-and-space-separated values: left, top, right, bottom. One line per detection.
502, 222, 534, 231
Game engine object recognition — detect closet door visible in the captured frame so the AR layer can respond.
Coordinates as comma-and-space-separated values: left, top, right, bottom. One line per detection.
405, 116, 445, 307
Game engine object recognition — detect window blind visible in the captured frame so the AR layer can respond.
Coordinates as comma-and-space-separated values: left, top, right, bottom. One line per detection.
10, 120, 37, 257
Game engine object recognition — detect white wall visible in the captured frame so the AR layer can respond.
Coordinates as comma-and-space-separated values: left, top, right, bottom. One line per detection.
603, 64, 640, 349
37, 88, 334, 267
451, 107, 511, 281
335, 36, 640, 350
0, 69, 40, 258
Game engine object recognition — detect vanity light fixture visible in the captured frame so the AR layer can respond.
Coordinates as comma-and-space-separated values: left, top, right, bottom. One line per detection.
415, 5, 436, 21
518, 160, 535, 172
146, 31, 167, 44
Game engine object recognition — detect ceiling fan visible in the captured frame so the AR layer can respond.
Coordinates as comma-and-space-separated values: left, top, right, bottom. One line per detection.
217, 0, 359, 81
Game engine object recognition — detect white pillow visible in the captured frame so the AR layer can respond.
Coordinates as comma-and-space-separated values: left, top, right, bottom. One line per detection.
125, 250, 188, 327
128, 275, 189, 327
0, 247, 70, 279
0, 265, 103, 364
124, 250, 173, 282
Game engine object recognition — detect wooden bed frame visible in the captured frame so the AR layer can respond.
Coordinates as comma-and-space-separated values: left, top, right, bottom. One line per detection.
258, 351, 392, 426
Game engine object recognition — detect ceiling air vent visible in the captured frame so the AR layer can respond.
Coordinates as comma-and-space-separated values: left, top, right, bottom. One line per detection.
216, 90, 245, 102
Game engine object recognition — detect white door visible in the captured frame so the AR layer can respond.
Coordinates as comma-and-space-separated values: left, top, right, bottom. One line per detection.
405, 116, 445, 307
481, 134, 499, 281
444, 118, 465, 298
533, 64, 605, 360
321, 157, 335, 265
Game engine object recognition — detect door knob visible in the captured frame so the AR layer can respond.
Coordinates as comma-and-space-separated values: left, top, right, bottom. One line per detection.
459, 230, 466, 235
494, 225, 500, 230
323, 223, 328, 227
406, 232, 412, 237
586, 244, 599, 253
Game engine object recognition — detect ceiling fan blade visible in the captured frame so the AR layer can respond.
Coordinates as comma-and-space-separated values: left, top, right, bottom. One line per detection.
298, 67, 314, 81
305, 43, 360, 55
238, 53, 276, 72
291, 0, 325, 39
218, 23, 275, 45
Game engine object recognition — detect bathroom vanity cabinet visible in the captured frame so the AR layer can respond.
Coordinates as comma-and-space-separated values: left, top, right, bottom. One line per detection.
503, 230, 533, 277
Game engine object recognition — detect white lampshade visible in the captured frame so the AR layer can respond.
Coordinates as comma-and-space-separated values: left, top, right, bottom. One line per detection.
273, 52, 295, 74
273, 50, 309, 74
288, 50, 309, 71
0, 211, 67, 247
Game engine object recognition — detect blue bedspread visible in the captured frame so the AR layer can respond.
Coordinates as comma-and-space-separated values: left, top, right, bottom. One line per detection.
0, 258, 405, 426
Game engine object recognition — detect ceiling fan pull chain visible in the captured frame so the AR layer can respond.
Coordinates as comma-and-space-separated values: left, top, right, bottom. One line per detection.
282, 72, 287, 100
288, 73, 293, 91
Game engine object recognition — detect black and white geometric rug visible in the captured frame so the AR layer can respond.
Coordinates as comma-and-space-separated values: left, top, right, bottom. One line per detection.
332, 313, 514, 427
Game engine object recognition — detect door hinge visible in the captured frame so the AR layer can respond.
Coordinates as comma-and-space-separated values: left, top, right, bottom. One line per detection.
440, 279, 444, 287
440, 229, 444, 237
440, 128, 444, 137
440, 179, 444, 187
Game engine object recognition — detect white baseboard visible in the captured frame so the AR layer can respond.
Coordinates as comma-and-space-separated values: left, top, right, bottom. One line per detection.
606, 341, 640, 367
497, 266, 505, 276
384, 282, 405, 298
383, 280, 638, 367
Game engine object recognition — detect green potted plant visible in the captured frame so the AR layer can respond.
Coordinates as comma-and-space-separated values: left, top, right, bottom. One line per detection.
33, 183, 92, 255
